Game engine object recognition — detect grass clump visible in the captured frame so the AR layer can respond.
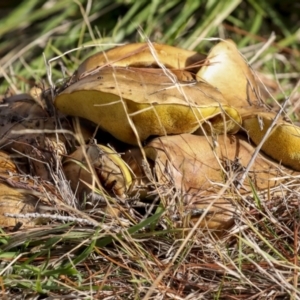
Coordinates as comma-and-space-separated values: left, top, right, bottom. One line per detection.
0, 0, 299, 299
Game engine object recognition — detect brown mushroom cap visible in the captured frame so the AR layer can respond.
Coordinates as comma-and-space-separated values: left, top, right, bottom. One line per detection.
197, 40, 300, 171
197, 39, 262, 109
55, 67, 241, 145
63, 144, 132, 203
74, 42, 205, 81
141, 134, 297, 229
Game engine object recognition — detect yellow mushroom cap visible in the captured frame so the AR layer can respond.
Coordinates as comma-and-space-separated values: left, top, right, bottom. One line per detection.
197, 39, 262, 108
243, 112, 300, 171
55, 67, 241, 145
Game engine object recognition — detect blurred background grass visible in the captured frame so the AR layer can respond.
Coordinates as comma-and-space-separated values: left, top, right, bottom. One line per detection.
0, 0, 299, 103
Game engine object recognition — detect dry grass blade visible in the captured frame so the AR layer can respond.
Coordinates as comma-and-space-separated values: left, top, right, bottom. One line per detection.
0, 1, 300, 299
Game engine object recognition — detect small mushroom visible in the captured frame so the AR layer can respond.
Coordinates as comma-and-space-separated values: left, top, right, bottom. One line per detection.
63, 144, 132, 205
243, 112, 300, 171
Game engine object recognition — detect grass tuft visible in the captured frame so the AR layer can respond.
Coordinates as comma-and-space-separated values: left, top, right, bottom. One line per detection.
0, 0, 299, 299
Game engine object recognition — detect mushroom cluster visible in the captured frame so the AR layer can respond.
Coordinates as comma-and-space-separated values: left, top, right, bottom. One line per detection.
1, 40, 299, 231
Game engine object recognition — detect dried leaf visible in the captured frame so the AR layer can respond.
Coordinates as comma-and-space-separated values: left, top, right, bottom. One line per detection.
0, 94, 72, 179
0, 185, 39, 228
0, 151, 40, 228
0, 150, 18, 174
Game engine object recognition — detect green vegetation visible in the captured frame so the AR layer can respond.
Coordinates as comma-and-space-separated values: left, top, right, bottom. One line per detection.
0, 0, 299, 299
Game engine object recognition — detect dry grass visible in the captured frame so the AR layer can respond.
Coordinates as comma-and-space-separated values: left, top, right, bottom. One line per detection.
0, 1, 300, 299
